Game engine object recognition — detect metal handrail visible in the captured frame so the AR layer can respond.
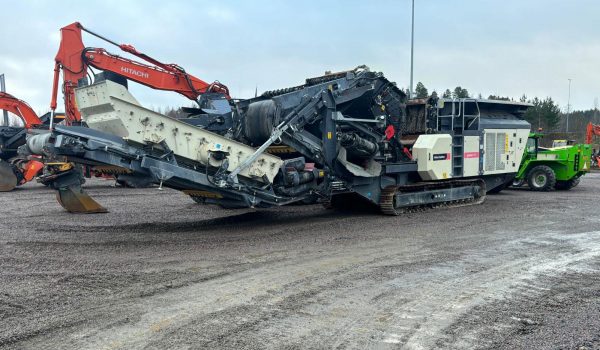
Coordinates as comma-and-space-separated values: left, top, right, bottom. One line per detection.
435, 98, 483, 132
466, 99, 481, 130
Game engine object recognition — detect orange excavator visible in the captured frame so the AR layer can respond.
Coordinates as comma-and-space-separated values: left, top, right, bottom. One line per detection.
3, 21, 229, 197
50, 22, 229, 124
586, 122, 600, 168
0, 92, 53, 191
33, 22, 230, 212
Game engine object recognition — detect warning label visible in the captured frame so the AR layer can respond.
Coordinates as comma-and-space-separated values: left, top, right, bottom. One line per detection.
464, 152, 480, 159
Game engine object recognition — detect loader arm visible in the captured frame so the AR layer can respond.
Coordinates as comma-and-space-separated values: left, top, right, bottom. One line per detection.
51, 22, 230, 123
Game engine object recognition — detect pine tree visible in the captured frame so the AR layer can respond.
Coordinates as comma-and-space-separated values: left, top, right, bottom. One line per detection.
488, 95, 511, 101
415, 82, 429, 99
452, 86, 469, 98
523, 97, 561, 131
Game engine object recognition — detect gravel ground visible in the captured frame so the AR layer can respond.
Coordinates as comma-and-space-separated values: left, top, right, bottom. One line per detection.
1, 173, 600, 349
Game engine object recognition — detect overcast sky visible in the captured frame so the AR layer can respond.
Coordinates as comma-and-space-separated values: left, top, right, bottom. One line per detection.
1, 0, 599, 115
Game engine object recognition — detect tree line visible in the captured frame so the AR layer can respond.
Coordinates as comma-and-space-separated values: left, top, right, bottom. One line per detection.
414, 82, 470, 99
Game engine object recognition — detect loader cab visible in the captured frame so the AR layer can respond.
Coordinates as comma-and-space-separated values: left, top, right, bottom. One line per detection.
524, 133, 541, 158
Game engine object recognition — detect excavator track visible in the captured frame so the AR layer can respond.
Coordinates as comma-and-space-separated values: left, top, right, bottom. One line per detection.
379, 179, 486, 216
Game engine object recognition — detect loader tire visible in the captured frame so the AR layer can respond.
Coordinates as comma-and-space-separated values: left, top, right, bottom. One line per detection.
526, 165, 556, 191
555, 177, 580, 191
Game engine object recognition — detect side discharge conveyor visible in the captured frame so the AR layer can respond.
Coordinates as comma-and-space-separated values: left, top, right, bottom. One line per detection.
75, 79, 283, 184
30, 67, 531, 214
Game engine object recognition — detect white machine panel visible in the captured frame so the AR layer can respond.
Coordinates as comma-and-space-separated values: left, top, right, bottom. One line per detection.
413, 134, 452, 180
482, 128, 528, 175
463, 136, 480, 177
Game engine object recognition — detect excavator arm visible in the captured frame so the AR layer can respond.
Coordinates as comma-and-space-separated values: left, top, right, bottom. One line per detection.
0, 92, 42, 128
586, 122, 600, 144
587, 122, 600, 169
51, 22, 230, 123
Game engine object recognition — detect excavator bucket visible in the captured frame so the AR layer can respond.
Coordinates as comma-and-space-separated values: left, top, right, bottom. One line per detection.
56, 184, 108, 213
39, 165, 108, 213
0, 161, 18, 192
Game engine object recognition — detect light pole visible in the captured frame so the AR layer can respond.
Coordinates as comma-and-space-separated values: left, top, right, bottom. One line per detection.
409, 0, 415, 99
0, 74, 8, 126
566, 78, 572, 132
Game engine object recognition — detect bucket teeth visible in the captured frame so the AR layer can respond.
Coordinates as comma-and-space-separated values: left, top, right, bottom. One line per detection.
0, 161, 18, 192
56, 185, 108, 213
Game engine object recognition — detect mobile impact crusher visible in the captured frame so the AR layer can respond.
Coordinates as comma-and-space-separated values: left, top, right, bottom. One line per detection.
27, 66, 531, 215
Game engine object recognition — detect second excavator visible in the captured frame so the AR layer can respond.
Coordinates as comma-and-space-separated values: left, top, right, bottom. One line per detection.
0, 92, 56, 191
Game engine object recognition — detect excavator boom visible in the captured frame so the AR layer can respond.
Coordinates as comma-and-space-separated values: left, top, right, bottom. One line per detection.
586, 122, 600, 144
0, 92, 42, 129
586, 122, 600, 169
51, 22, 230, 123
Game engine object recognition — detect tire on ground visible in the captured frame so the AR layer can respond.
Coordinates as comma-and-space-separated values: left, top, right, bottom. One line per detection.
555, 177, 580, 191
511, 178, 525, 187
526, 165, 556, 191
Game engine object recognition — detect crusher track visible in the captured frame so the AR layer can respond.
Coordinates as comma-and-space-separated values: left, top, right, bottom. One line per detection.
379, 179, 487, 215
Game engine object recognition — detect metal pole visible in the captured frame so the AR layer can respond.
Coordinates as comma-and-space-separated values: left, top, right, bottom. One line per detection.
566, 78, 571, 132
409, 0, 415, 99
0, 74, 8, 126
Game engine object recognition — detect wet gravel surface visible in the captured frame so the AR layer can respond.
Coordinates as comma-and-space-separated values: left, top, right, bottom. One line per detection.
1, 174, 600, 349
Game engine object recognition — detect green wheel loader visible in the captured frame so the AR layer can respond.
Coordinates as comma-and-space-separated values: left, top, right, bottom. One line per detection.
512, 133, 591, 191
